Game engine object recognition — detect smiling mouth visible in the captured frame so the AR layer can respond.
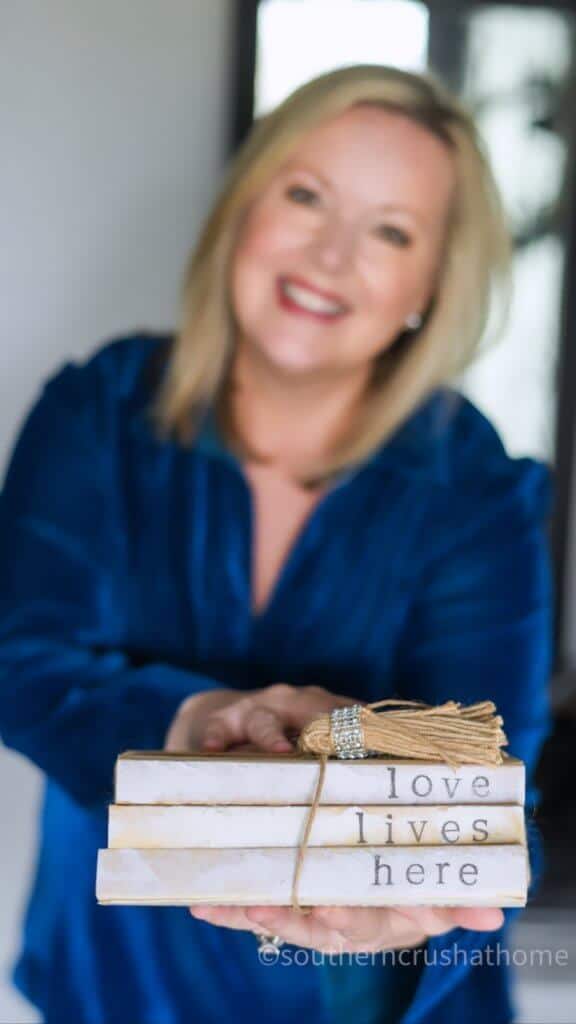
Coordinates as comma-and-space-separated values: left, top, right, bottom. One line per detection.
277, 276, 350, 320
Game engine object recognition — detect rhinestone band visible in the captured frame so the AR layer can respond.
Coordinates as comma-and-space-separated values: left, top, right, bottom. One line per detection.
330, 704, 369, 759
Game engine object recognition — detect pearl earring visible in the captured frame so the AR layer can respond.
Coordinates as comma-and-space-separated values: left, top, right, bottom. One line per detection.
405, 312, 423, 330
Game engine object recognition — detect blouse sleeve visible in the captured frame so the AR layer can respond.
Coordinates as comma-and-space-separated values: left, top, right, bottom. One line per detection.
0, 359, 226, 808
390, 440, 554, 1017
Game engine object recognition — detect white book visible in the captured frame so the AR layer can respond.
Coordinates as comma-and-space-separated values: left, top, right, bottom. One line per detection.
108, 803, 526, 849
114, 751, 525, 806
96, 844, 528, 907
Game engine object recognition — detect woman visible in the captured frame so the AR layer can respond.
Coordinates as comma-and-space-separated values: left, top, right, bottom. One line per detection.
0, 65, 553, 1024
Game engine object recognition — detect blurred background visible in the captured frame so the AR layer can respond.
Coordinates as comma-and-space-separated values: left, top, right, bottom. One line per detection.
1, 1, 575, 1020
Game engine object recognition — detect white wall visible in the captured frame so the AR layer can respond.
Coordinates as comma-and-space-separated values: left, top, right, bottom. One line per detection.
0, 2, 232, 1018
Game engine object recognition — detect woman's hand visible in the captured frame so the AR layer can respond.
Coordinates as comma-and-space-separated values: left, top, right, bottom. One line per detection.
164, 681, 357, 753
190, 902, 505, 954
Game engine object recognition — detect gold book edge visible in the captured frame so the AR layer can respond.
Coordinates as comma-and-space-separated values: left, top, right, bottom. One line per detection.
116, 749, 524, 767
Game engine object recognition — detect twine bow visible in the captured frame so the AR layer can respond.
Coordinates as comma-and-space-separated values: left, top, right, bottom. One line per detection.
289, 698, 508, 914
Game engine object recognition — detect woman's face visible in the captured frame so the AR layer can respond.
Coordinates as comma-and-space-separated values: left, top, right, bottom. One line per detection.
229, 104, 456, 379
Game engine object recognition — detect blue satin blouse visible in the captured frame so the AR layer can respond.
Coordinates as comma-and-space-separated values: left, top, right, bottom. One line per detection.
0, 332, 554, 1024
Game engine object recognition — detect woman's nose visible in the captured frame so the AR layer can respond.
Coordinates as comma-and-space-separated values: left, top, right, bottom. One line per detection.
310, 217, 355, 273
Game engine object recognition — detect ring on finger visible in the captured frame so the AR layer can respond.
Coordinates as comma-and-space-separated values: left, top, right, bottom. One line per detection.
255, 931, 286, 952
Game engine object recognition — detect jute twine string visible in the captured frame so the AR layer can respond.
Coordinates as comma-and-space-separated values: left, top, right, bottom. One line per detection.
289, 698, 508, 914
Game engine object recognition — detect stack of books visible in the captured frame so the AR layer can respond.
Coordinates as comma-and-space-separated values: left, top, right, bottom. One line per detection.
96, 750, 528, 907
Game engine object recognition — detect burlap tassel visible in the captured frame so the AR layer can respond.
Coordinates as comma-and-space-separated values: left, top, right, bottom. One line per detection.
297, 698, 508, 769
289, 698, 508, 915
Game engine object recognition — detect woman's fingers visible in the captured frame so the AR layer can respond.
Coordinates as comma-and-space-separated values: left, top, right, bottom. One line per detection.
311, 906, 428, 951
245, 707, 294, 752
393, 904, 504, 935
245, 906, 354, 953
190, 905, 264, 932
445, 906, 505, 931
164, 713, 191, 752
198, 684, 357, 753
310, 904, 504, 952
253, 683, 356, 716
199, 692, 296, 751
164, 689, 246, 752
262, 684, 359, 732
199, 697, 255, 750
200, 718, 237, 750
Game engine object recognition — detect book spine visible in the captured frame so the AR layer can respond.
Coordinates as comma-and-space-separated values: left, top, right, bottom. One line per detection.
96, 844, 528, 907
114, 759, 524, 806
108, 803, 526, 849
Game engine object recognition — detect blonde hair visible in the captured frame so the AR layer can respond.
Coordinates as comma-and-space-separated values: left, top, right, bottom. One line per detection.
152, 63, 513, 488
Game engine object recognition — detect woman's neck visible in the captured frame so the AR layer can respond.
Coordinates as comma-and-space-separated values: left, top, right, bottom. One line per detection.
228, 346, 371, 472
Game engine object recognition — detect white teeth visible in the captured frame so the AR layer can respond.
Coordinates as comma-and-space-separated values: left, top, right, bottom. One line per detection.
282, 279, 346, 315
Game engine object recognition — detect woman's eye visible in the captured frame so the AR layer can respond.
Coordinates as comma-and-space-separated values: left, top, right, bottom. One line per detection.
373, 224, 411, 247
285, 185, 318, 206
